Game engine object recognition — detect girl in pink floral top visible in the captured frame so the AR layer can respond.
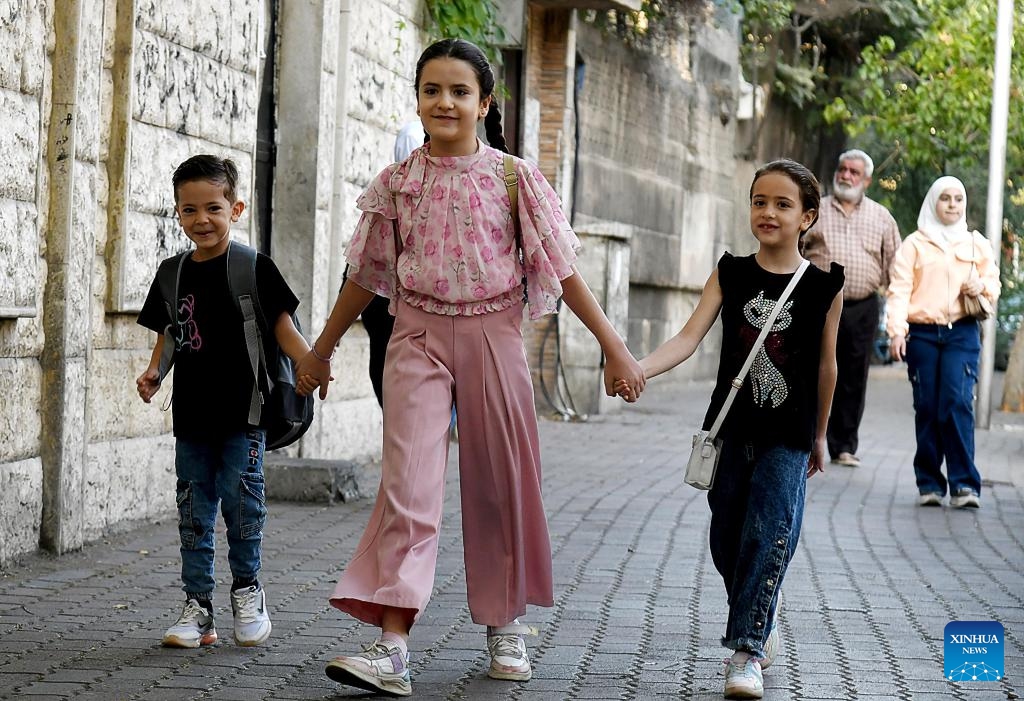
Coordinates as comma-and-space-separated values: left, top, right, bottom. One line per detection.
296, 39, 644, 697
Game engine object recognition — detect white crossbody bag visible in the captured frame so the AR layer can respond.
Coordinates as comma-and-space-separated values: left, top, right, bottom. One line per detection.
685, 260, 810, 490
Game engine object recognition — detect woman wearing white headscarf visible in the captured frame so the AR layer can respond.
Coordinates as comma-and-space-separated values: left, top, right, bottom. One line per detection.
886, 176, 1000, 509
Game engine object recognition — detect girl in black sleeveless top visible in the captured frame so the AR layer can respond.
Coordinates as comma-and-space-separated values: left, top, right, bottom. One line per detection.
617, 160, 844, 699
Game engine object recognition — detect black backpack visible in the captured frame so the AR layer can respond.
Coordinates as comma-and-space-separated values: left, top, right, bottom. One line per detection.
155, 241, 313, 450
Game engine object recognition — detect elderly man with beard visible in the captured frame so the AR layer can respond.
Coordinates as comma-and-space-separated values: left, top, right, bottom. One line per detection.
801, 150, 901, 467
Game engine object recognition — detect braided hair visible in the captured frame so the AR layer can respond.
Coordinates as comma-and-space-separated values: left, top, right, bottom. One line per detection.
415, 39, 508, 154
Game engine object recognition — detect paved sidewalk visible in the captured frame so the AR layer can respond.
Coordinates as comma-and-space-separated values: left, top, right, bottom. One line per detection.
1, 366, 1021, 700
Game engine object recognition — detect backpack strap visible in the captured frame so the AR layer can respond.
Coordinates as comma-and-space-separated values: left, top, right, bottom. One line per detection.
227, 241, 270, 426
156, 252, 188, 383
503, 154, 529, 303
502, 154, 522, 258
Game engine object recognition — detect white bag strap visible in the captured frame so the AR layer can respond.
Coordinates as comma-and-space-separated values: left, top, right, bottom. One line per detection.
705, 259, 810, 441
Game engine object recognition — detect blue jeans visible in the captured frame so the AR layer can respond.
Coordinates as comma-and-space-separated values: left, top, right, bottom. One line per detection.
708, 440, 808, 656
174, 429, 267, 598
905, 319, 982, 496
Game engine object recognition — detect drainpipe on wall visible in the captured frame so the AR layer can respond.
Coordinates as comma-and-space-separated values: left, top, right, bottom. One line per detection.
40, 0, 87, 554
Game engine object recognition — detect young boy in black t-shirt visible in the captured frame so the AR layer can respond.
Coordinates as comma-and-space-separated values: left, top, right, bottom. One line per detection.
136, 155, 310, 648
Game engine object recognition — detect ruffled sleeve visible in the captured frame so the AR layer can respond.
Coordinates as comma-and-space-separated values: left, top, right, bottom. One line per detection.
515, 159, 582, 319
345, 164, 401, 299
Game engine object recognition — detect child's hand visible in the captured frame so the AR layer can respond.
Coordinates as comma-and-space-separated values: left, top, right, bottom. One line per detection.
604, 350, 645, 402
613, 378, 639, 402
807, 436, 826, 478
136, 368, 161, 403
295, 350, 333, 400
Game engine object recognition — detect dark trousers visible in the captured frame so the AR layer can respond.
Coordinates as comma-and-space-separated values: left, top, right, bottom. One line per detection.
360, 295, 395, 408
905, 319, 982, 496
708, 441, 807, 656
827, 295, 878, 458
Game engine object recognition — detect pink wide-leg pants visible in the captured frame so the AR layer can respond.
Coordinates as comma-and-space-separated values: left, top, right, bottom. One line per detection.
330, 300, 554, 627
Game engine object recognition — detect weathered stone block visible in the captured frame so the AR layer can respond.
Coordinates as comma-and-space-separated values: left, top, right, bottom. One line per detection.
89, 348, 174, 442
317, 396, 383, 461
0, 457, 43, 566
83, 435, 175, 541
133, 29, 170, 127
0, 199, 40, 316
0, 90, 40, 201
0, 357, 42, 462
263, 455, 364, 503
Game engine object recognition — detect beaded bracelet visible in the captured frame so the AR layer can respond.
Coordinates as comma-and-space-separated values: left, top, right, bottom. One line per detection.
311, 344, 334, 362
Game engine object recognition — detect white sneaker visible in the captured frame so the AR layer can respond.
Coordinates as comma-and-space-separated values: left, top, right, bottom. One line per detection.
724, 654, 764, 699
325, 638, 412, 697
230, 585, 272, 646
162, 599, 217, 648
918, 492, 944, 507
486, 621, 536, 681
950, 488, 980, 509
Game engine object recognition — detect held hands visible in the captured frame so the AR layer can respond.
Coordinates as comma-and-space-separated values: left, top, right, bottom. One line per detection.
295, 347, 334, 400
607, 354, 647, 403
136, 367, 161, 403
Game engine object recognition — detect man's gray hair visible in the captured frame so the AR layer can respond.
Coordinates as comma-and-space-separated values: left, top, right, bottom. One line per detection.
838, 149, 874, 177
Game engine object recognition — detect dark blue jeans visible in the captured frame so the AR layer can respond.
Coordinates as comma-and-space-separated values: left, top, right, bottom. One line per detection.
708, 440, 808, 657
174, 429, 267, 598
905, 319, 982, 496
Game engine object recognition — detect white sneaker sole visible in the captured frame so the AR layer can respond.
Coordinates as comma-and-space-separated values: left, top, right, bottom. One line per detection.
325, 658, 412, 697
162, 630, 218, 648
488, 663, 532, 681
234, 621, 272, 646
724, 684, 764, 699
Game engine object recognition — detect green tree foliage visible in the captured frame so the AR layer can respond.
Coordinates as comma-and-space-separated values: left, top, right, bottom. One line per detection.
423, 0, 506, 65
582, 0, 708, 49
740, 0, 925, 110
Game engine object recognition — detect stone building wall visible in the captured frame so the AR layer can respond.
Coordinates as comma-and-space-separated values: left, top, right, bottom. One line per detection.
571, 12, 744, 387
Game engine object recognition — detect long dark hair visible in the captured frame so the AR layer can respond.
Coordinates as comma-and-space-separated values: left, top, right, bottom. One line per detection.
750, 158, 821, 232
414, 38, 508, 153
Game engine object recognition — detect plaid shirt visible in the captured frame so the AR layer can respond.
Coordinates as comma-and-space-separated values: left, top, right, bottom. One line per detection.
801, 195, 901, 301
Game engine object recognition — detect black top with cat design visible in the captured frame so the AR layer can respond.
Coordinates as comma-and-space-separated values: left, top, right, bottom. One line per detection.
137, 250, 299, 441
702, 253, 845, 451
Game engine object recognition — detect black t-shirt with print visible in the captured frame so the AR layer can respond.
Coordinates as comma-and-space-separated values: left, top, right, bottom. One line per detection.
703, 253, 845, 451
137, 250, 299, 440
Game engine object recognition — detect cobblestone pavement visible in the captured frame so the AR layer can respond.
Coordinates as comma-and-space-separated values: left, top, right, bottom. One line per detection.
1, 366, 1021, 700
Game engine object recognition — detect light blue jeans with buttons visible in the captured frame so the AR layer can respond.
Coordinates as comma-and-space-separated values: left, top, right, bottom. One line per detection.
174, 429, 267, 598
707, 439, 808, 657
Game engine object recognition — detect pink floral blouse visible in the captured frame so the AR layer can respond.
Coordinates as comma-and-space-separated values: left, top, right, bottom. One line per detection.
345, 140, 581, 320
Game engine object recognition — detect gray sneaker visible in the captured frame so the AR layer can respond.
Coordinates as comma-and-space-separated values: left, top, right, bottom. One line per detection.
162, 599, 217, 648
230, 585, 272, 646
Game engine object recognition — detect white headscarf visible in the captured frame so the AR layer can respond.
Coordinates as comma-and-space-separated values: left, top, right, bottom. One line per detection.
917, 175, 970, 242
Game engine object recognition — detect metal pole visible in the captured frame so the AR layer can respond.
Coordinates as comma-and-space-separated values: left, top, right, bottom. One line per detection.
977, 0, 1014, 428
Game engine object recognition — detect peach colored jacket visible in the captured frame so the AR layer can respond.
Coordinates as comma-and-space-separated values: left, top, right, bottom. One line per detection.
886, 230, 1000, 338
